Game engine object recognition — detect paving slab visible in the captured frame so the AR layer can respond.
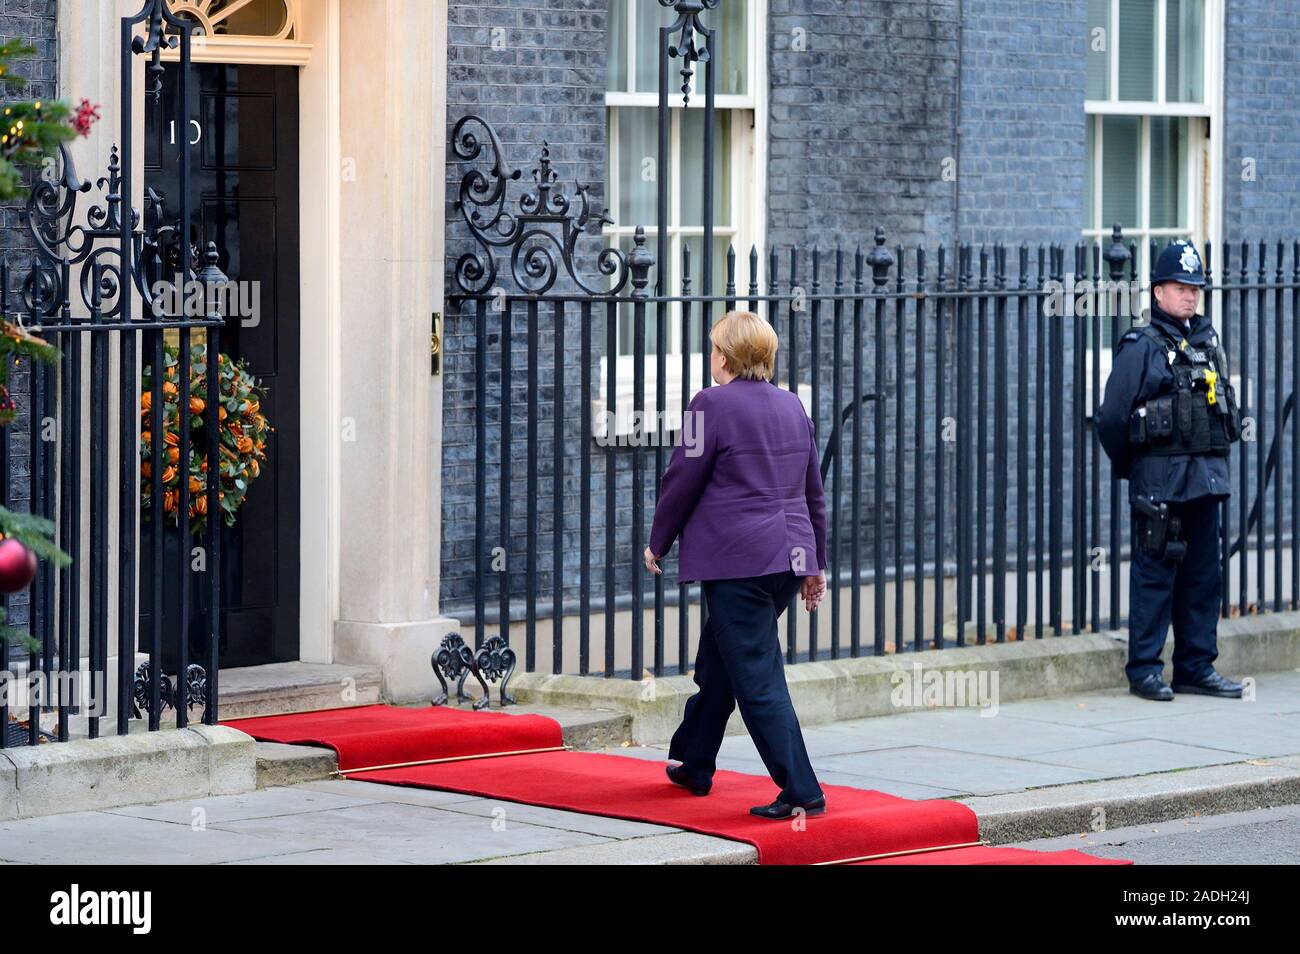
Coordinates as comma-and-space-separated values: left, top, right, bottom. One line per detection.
470, 832, 757, 865
206, 801, 615, 865
0, 810, 323, 865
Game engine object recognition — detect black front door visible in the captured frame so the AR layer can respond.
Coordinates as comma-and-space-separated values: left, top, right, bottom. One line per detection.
142, 62, 300, 668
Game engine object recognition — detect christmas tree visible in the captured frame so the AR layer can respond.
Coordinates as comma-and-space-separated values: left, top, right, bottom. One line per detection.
0, 37, 97, 652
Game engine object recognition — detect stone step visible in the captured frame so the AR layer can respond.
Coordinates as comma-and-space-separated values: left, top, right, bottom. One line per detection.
215, 661, 384, 721
251, 701, 633, 788
20, 661, 386, 741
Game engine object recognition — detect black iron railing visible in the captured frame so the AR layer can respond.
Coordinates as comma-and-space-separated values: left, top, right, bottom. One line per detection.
0, 0, 225, 745
443, 0, 1300, 679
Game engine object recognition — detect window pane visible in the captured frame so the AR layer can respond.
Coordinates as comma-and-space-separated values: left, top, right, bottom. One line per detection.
613, 107, 668, 230
215, 0, 287, 35
625, 0, 746, 97
634, 0, 666, 94
1086, 0, 1110, 100
1149, 117, 1189, 229
607, 0, 627, 92
1101, 115, 1141, 229
1086, 116, 1096, 230
714, 0, 748, 96
1118, 0, 1156, 101
1166, 0, 1205, 103
679, 109, 731, 227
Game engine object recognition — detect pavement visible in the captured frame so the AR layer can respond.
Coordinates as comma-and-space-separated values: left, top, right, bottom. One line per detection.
0, 669, 1297, 864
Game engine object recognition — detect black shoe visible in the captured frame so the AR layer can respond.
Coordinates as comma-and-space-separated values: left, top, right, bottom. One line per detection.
749, 795, 826, 819
1129, 674, 1174, 701
1171, 670, 1244, 698
666, 763, 710, 796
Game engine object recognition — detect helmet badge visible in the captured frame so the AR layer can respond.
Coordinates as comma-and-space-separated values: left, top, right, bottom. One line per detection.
1179, 246, 1200, 273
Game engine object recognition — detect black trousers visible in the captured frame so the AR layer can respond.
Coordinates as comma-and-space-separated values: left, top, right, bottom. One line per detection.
1127, 495, 1222, 684
667, 569, 823, 805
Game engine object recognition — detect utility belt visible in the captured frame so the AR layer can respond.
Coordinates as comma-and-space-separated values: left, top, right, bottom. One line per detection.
1132, 496, 1186, 562
1128, 358, 1241, 458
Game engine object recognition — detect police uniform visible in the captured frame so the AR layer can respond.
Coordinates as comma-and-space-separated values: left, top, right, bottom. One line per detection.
1096, 240, 1245, 700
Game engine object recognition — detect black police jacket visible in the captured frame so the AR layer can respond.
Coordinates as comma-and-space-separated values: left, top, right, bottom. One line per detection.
1096, 302, 1232, 504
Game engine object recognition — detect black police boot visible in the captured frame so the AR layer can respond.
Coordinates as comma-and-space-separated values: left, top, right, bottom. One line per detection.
749, 794, 826, 820
665, 762, 710, 796
1129, 674, 1174, 701
1171, 670, 1244, 698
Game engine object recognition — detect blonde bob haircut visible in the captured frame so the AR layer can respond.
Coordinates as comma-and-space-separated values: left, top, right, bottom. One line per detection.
710, 310, 778, 381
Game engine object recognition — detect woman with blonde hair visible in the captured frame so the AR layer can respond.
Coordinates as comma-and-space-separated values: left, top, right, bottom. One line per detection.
644, 310, 828, 819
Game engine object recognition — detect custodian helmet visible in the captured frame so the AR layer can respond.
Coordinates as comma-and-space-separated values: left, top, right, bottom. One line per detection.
1152, 239, 1206, 287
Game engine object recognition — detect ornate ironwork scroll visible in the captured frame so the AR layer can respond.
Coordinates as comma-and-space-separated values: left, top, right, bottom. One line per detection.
472, 635, 517, 706
430, 632, 517, 709
19, 144, 164, 320
17, 0, 216, 326
450, 114, 634, 297
131, 662, 208, 719
658, 0, 720, 105
430, 632, 490, 709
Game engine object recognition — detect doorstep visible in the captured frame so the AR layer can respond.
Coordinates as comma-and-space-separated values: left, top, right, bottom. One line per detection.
249, 700, 633, 788
19, 660, 386, 741
214, 662, 384, 720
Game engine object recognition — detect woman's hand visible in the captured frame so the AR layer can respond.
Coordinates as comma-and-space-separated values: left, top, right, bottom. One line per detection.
801, 570, 826, 612
644, 546, 662, 575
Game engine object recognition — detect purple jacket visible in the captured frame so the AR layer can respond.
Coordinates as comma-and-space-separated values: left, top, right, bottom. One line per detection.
648, 377, 828, 583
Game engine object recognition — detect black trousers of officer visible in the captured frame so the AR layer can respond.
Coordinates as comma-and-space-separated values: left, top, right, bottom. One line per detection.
668, 569, 824, 805
1127, 494, 1222, 685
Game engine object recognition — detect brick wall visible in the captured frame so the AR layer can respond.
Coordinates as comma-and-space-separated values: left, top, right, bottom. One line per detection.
1219, 1, 1300, 569
440, 0, 1296, 638
442, 1, 615, 622
766, 0, 960, 250
1222, 0, 1300, 238
957, 0, 1088, 245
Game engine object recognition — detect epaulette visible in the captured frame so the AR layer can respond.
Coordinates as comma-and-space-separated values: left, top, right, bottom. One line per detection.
1113, 328, 1145, 353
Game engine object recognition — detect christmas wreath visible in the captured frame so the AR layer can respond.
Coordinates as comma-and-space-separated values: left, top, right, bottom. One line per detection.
140, 341, 273, 539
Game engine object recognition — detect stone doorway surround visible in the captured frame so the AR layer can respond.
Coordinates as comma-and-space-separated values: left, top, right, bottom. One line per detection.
56, 0, 459, 707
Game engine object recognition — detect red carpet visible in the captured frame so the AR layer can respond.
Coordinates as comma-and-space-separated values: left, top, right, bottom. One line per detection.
853, 845, 1126, 865
220, 704, 563, 771
223, 704, 1130, 866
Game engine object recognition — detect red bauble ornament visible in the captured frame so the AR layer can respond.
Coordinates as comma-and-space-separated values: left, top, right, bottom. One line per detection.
0, 539, 37, 593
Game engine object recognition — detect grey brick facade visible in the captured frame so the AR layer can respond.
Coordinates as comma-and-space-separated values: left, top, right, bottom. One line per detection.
957, 0, 1088, 246
1222, 0, 1300, 238
766, 0, 960, 250
443, 0, 616, 622
441, 0, 1299, 636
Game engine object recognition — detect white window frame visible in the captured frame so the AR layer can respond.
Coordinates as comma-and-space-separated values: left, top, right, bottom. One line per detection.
1083, 0, 1223, 416
595, 0, 771, 438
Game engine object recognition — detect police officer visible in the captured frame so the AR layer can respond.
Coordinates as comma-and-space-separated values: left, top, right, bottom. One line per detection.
1097, 239, 1245, 701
